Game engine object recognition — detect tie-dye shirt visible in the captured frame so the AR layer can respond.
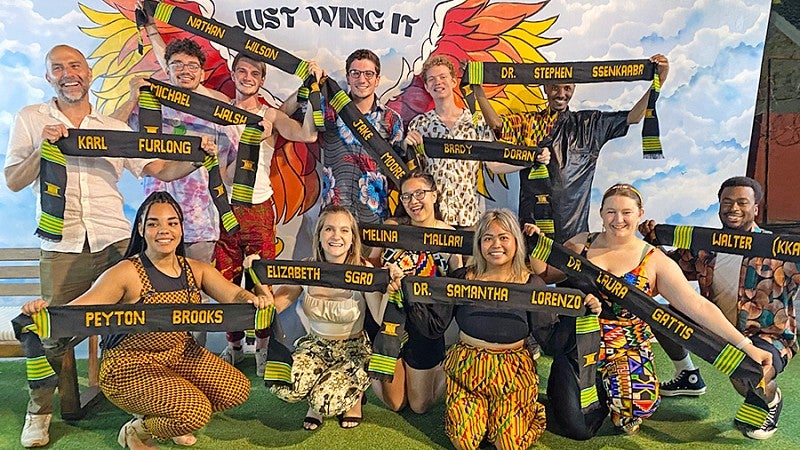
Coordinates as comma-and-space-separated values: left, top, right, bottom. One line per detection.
130, 106, 236, 244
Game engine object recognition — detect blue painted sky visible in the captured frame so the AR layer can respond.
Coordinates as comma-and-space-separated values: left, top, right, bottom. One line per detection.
0, 0, 772, 248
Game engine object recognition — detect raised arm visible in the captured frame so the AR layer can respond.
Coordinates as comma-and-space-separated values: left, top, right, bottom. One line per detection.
627, 54, 669, 124
473, 84, 502, 132
268, 105, 318, 143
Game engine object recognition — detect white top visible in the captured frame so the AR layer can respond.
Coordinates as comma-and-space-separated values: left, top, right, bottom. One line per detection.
4, 99, 149, 253
301, 285, 366, 339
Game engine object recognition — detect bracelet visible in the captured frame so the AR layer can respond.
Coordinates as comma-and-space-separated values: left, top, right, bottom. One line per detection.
192, 161, 204, 168
735, 337, 752, 350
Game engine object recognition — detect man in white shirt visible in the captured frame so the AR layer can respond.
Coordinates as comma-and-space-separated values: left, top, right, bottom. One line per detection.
4, 44, 212, 448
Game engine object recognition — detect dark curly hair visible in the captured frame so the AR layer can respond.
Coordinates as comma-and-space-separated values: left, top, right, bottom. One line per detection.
164, 38, 206, 67
718, 176, 764, 203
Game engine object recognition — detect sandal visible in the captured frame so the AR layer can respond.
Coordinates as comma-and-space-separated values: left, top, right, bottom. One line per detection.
611, 412, 642, 435
303, 416, 322, 431
337, 414, 363, 429
117, 417, 155, 449
303, 407, 323, 431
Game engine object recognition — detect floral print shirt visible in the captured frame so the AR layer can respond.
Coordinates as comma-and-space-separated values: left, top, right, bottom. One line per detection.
408, 109, 493, 227
321, 95, 403, 224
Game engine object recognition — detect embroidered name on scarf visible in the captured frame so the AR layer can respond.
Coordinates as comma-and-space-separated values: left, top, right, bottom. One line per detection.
655, 224, 800, 263
248, 260, 389, 291
461, 59, 662, 159
34, 131, 204, 242
402, 276, 588, 316
144, 79, 264, 206
140, 0, 324, 130
319, 77, 411, 185
361, 223, 474, 255
12, 304, 275, 388
527, 233, 769, 403
422, 137, 542, 167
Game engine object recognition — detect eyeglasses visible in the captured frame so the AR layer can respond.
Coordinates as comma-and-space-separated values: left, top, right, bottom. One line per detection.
168, 61, 202, 72
347, 69, 377, 80
400, 189, 435, 203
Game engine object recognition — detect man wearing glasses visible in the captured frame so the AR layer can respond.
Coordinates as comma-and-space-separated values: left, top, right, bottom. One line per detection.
113, 38, 236, 266
319, 49, 404, 224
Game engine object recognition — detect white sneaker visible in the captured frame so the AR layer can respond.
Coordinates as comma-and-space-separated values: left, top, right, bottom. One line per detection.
219, 345, 245, 366
20, 413, 51, 448
256, 349, 268, 377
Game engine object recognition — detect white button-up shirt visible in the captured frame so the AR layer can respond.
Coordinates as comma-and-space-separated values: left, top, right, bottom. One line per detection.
4, 98, 149, 253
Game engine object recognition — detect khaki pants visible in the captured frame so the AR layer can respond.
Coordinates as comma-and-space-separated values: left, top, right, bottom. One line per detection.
28, 239, 128, 415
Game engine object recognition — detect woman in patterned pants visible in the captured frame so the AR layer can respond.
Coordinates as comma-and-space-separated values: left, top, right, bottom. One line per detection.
22, 192, 273, 449
257, 206, 394, 430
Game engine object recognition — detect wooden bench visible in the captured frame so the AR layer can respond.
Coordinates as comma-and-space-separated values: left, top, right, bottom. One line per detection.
0, 247, 101, 420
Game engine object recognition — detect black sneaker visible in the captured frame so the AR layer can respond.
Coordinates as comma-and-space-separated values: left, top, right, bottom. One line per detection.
743, 389, 782, 440
660, 368, 706, 396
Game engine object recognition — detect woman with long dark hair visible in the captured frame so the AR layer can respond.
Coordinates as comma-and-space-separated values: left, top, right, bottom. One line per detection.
370, 171, 462, 414
22, 192, 272, 449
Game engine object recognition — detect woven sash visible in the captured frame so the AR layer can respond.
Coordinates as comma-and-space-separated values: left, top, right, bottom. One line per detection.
35, 131, 203, 241
247, 260, 389, 291
144, 79, 266, 207
319, 77, 412, 185
360, 223, 474, 255
12, 304, 275, 388
654, 224, 800, 263
140, 0, 324, 131
421, 137, 542, 167
138, 82, 249, 233
460, 59, 662, 159
527, 233, 769, 403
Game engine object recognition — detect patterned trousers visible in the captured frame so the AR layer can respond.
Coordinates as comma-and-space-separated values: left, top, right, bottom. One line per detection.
598, 316, 660, 422
444, 342, 546, 450
271, 333, 371, 416
99, 335, 250, 439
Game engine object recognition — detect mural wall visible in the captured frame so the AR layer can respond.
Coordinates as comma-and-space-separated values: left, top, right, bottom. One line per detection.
0, 0, 773, 255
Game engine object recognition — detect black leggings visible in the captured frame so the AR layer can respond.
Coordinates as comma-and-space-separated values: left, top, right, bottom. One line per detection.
543, 316, 609, 440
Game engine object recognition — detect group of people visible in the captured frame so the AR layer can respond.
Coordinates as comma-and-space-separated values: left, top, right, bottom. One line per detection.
4, 10, 795, 450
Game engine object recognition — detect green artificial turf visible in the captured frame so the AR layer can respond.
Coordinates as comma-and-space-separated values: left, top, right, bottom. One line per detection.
0, 344, 796, 449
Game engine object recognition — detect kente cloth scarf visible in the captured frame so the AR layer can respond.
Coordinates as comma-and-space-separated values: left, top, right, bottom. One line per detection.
501, 110, 559, 235
11, 304, 275, 388
654, 224, 800, 263
138, 0, 323, 131
527, 233, 770, 404
319, 77, 413, 185
360, 223, 474, 255
35, 131, 203, 242
245, 260, 403, 383
138, 83, 242, 234
247, 260, 389, 291
401, 275, 602, 411
142, 79, 265, 207
460, 59, 662, 159
421, 137, 543, 167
